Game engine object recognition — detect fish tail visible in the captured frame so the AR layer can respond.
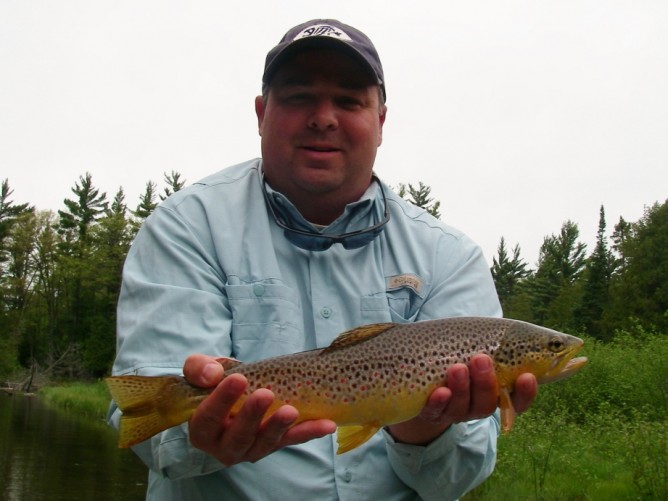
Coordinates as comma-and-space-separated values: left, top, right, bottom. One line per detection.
106, 375, 191, 448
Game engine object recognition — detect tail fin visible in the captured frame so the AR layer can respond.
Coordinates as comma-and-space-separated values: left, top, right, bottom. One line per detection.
106, 375, 187, 448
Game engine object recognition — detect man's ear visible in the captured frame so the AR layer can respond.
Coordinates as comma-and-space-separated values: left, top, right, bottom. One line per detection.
377, 105, 387, 146
255, 95, 265, 136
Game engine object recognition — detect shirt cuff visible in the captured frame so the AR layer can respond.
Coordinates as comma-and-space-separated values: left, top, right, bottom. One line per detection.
382, 422, 468, 475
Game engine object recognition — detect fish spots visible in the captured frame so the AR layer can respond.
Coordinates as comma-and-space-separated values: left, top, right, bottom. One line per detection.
221, 317, 576, 431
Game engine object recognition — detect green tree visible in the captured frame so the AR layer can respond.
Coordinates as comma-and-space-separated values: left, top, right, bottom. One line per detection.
0, 179, 33, 272
0, 181, 33, 376
529, 221, 587, 329
491, 237, 530, 311
397, 182, 441, 219
605, 200, 668, 333
132, 181, 158, 231
160, 170, 186, 201
577, 206, 615, 339
83, 188, 133, 375
56, 174, 108, 362
58, 172, 108, 242
23, 211, 65, 366
610, 215, 633, 274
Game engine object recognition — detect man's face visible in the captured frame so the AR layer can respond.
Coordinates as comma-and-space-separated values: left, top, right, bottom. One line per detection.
255, 48, 386, 222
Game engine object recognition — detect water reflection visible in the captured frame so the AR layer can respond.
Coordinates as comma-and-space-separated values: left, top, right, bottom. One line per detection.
0, 392, 147, 500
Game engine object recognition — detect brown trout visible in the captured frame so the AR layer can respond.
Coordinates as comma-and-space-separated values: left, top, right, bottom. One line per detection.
106, 317, 587, 453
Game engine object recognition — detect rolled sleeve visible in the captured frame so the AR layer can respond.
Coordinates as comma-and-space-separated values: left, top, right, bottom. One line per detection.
384, 413, 500, 501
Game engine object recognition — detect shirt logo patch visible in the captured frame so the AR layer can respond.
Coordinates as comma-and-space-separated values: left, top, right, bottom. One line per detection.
293, 24, 352, 42
387, 274, 424, 295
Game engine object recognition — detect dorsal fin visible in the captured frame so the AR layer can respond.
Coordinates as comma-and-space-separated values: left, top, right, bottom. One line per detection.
215, 356, 243, 371
322, 323, 396, 354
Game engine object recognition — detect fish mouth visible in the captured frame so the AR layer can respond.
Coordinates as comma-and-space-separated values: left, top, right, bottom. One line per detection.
538, 344, 588, 384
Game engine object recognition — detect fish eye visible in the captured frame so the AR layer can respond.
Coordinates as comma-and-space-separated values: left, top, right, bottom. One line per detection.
548, 338, 564, 352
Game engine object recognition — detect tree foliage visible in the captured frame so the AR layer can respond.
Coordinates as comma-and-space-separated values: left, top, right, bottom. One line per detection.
1, 174, 666, 380
0, 172, 183, 378
491, 237, 530, 311
396, 182, 441, 219
491, 201, 668, 339
577, 206, 616, 339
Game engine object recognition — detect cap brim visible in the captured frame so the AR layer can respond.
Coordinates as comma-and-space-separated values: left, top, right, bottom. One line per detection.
263, 37, 380, 87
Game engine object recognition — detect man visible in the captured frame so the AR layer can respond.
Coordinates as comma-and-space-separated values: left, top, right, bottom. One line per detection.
109, 19, 537, 500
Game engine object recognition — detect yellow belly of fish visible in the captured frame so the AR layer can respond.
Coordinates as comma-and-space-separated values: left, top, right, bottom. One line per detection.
231, 381, 433, 454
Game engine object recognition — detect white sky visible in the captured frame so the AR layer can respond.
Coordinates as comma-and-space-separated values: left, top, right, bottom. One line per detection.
1, 0, 667, 266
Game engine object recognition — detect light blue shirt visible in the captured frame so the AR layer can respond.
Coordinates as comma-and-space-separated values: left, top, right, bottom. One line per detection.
110, 159, 502, 501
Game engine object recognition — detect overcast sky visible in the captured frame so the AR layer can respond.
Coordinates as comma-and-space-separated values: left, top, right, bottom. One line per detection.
1, 1, 666, 266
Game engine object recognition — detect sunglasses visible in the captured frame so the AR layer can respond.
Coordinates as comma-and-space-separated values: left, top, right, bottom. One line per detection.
262, 175, 390, 251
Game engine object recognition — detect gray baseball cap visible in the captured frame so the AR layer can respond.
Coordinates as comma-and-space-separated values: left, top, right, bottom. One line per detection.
262, 19, 386, 101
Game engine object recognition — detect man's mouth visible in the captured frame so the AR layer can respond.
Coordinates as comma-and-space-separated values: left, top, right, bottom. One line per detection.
301, 143, 340, 153
308, 147, 336, 152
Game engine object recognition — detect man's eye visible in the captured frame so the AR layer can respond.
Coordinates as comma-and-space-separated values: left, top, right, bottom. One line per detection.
338, 97, 363, 109
283, 94, 310, 104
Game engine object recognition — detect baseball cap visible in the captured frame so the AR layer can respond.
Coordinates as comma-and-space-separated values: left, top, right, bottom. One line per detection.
262, 19, 386, 101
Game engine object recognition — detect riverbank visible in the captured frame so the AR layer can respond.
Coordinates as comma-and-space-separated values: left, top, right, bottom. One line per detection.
38, 380, 111, 420
1, 384, 148, 499
34, 332, 668, 499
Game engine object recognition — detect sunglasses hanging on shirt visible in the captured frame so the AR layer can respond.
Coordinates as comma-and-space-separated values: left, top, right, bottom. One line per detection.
262, 176, 390, 251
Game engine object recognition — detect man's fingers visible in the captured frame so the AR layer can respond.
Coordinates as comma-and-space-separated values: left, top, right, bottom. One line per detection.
183, 354, 224, 387
189, 373, 248, 449
242, 405, 299, 462
511, 373, 538, 414
221, 388, 276, 459
442, 364, 471, 423
280, 419, 337, 445
469, 355, 499, 418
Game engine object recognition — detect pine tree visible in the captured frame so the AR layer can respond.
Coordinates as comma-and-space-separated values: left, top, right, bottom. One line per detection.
160, 171, 186, 201
133, 181, 158, 222
397, 182, 441, 219
605, 200, 668, 332
0, 179, 33, 270
491, 237, 530, 309
578, 206, 615, 339
529, 221, 587, 329
58, 173, 108, 242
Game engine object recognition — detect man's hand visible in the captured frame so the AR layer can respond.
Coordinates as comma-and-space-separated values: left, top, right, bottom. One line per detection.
387, 354, 538, 445
184, 354, 336, 466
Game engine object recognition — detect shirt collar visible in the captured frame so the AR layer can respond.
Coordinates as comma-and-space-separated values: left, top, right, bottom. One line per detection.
261, 172, 384, 237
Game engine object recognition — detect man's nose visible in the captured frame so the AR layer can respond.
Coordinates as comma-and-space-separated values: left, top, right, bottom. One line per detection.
308, 100, 338, 131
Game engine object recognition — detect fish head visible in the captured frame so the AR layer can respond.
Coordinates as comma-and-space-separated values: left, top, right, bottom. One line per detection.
493, 321, 588, 387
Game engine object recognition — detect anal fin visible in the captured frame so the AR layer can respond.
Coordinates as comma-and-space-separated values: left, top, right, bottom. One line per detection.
499, 388, 516, 433
336, 423, 382, 454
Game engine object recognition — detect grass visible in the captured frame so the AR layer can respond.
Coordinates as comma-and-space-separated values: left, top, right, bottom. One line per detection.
463, 327, 668, 500
464, 410, 666, 500
38, 327, 668, 499
39, 380, 111, 420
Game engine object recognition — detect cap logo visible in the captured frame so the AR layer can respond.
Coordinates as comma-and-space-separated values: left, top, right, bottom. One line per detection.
293, 24, 352, 42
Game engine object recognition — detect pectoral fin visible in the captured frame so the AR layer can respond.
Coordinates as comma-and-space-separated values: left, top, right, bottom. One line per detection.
499, 387, 516, 433
336, 423, 382, 454
215, 357, 243, 371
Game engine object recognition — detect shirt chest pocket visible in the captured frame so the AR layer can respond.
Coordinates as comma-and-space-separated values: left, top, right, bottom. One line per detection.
224, 283, 304, 362
361, 284, 428, 324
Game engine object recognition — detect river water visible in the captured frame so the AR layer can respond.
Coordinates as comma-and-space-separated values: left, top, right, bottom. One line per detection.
0, 392, 148, 500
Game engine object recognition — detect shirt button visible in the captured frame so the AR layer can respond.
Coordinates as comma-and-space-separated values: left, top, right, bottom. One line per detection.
253, 284, 265, 297
320, 307, 332, 318
343, 470, 352, 482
